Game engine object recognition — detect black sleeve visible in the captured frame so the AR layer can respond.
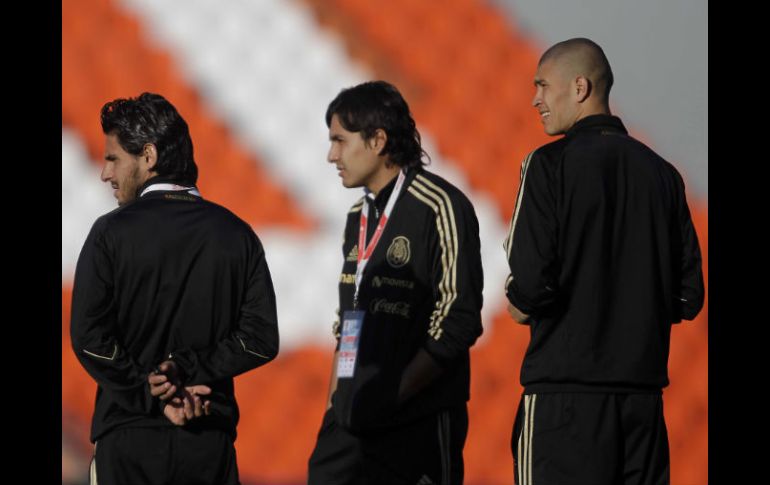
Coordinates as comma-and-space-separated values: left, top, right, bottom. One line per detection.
672, 174, 705, 321
333, 307, 341, 351
504, 150, 560, 317
169, 234, 280, 384
70, 218, 154, 415
421, 190, 484, 366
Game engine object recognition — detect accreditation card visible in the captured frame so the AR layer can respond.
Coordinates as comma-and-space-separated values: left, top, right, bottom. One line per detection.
337, 310, 365, 378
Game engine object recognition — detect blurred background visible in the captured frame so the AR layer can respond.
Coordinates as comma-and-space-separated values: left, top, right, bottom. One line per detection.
61, 0, 707, 484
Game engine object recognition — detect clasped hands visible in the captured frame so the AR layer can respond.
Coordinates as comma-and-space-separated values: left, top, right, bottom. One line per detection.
148, 360, 212, 426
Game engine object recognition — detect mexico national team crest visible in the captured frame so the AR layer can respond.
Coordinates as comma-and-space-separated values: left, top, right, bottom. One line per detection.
386, 236, 411, 268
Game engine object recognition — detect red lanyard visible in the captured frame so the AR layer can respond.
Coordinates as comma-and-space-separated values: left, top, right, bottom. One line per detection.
354, 170, 406, 305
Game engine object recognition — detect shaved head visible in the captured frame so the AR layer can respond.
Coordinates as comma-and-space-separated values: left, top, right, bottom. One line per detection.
539, 38, 614, 104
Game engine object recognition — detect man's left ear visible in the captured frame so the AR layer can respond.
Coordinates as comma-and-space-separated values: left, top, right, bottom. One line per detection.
143, 143, 158, 171
575, 76, 591, 103
373, 129, 388, 156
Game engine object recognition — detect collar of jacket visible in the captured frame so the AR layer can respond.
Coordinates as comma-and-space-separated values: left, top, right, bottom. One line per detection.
369, 166, 422, 214
369, 174, 398, 214
135, 176, 197, 199
566, 114, 628, 138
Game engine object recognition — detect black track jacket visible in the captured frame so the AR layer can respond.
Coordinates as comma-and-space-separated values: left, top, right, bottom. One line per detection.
504, 115, 704, 392
71, 177, 279, 442
332, 168, 484, 432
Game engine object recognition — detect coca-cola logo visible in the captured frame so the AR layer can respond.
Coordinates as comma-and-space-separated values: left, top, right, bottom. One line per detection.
369, 298, 411, 318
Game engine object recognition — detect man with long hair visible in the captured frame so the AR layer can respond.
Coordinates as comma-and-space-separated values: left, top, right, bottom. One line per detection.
308, 81, 484, 485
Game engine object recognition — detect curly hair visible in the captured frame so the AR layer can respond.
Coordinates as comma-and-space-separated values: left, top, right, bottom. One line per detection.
100, 92, 198, 184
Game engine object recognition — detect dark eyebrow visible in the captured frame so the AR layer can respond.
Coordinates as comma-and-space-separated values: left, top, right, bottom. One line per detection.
329, 134, 344, 142
104, 154, 118, 161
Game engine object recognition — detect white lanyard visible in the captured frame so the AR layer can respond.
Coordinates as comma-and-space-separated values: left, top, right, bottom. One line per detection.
354, 170, 406, 306
140, 183, 201, 198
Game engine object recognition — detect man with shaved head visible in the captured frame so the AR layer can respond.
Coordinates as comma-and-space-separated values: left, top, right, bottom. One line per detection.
534, 37, 614, 135
503, 38, 704, 484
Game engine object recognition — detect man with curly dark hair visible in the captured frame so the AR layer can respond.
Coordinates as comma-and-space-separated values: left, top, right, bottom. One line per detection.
71, 92, 279, 485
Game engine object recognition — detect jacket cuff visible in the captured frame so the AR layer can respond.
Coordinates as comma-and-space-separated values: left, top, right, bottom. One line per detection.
422, 338, 456, 368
